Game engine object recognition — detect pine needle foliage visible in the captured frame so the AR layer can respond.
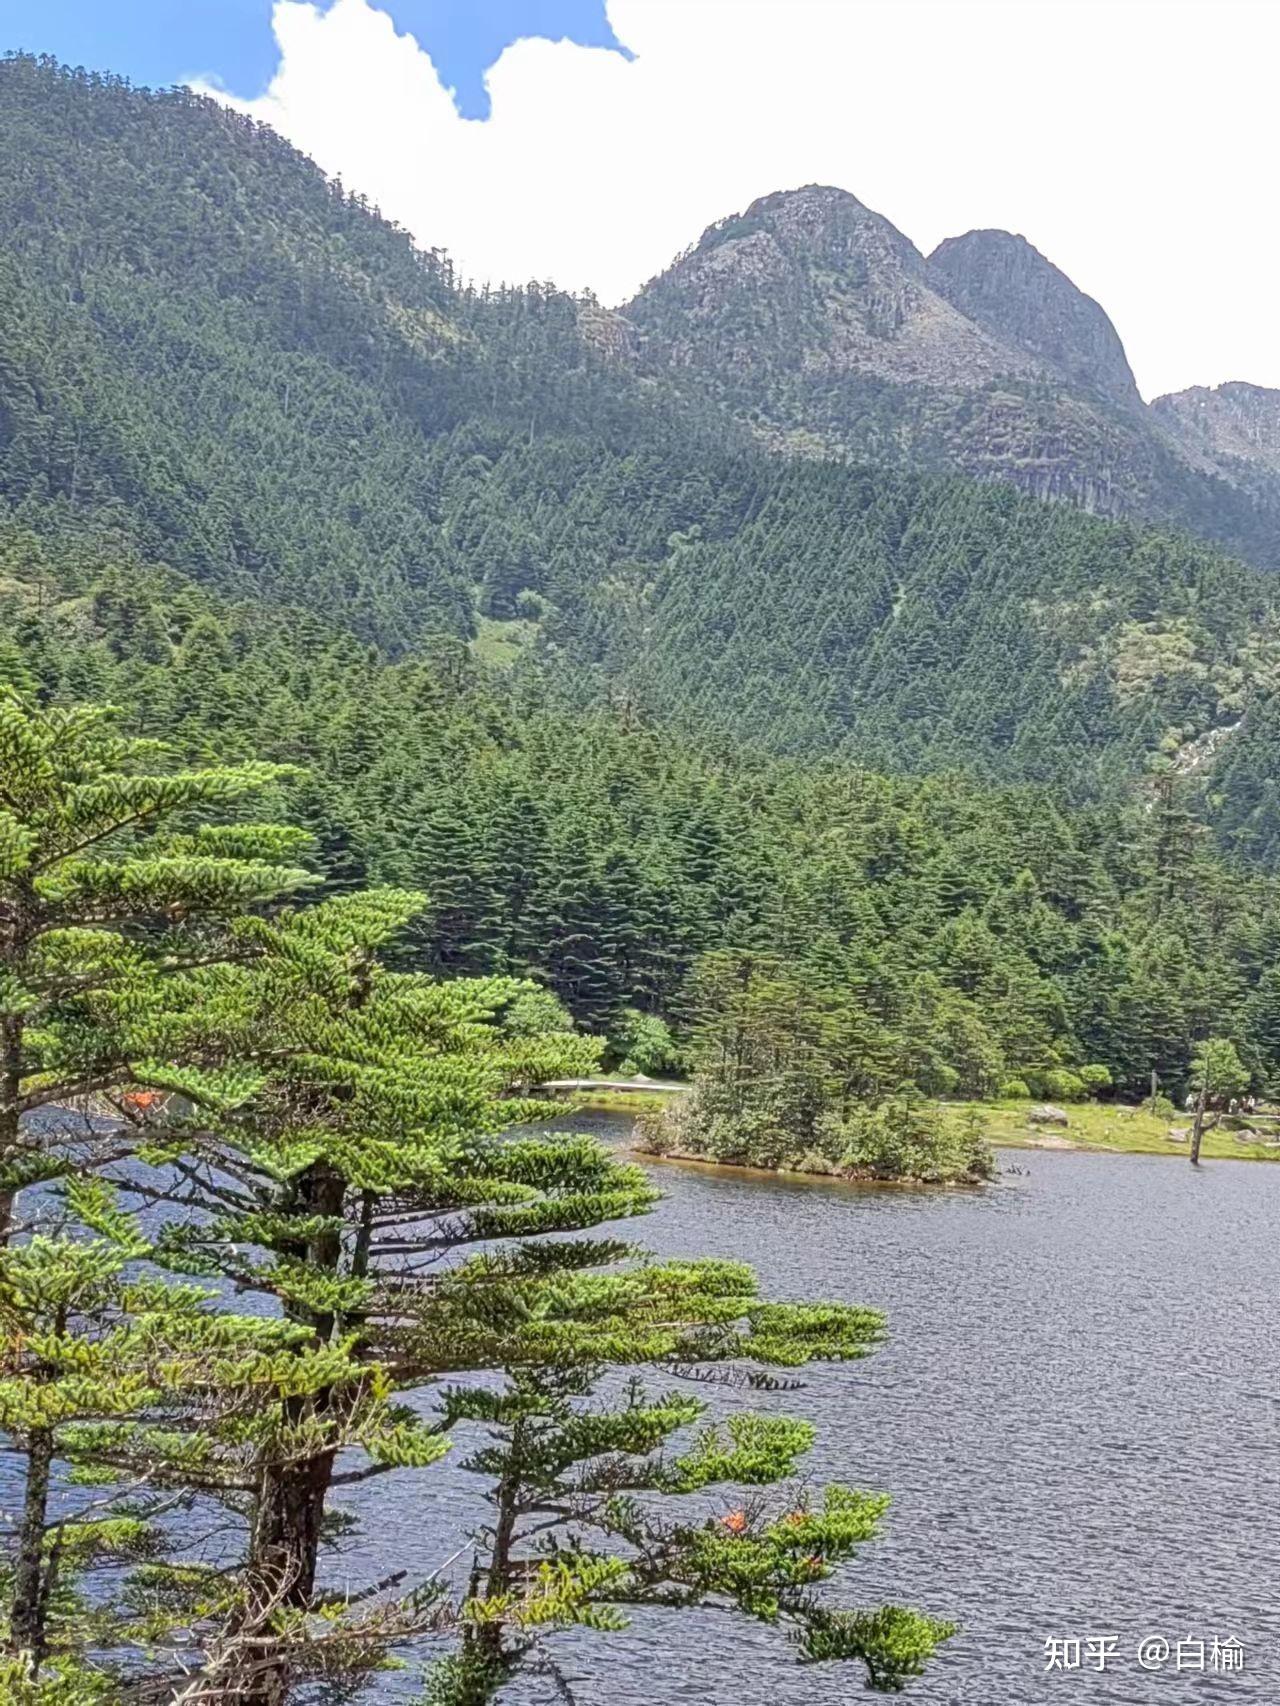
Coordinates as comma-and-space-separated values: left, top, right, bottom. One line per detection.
102, 888, 954, 1701
0, 687, 314, 1223
0, 1217, 385, 1682
423, 1299, 953, 1700
0, 689, 319, 1678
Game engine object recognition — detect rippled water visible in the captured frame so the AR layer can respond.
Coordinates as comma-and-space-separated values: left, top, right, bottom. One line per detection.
345, 1114, 1280, 1705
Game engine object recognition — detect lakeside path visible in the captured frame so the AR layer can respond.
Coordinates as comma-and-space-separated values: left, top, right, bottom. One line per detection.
539, 1076, 688, 1094
539, 1076, 688, 1114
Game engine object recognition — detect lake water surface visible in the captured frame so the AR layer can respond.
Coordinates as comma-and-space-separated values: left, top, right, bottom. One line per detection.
347, 1113, 1279, 1704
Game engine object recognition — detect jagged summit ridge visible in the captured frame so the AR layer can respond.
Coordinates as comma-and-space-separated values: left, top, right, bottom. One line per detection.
620, 184, 1280, 561
627, 183, 1037, 394
1153, 381, 1280, 477
692, 183, 919, 277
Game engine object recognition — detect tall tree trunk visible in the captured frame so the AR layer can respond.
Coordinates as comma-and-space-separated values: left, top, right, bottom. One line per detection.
9, 1425, 54, 1670
232, 954, 373, 1706
235, 1161, 347, 1706
251, 1156, 347, 1583
0, 1010, 24, 1242
248, 1420, 338, 1611
461, 1429, 525, 1683
232, 1405, 340, 1705
1190, 1084, 1208, 1166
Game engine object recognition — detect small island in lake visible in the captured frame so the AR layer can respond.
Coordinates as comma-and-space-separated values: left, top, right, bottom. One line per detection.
632, 951, 996, 1185
635, 1089, 996, 1185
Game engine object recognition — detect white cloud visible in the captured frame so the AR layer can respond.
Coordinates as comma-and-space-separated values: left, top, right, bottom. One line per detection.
206, 0, 1280, 399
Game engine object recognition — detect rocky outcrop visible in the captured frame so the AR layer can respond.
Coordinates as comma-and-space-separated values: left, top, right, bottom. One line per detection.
1028, 1105, 1070, 1127
927, 229, 1142, 412
629, 185, 1035, 392
576, 298, 639, 362
619, 186, 1280, 569
1151, 382, 1280, 478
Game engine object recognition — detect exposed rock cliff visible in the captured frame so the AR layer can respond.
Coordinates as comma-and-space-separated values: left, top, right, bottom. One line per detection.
1152, 382, 1280, 478
928, 228, 1141, 411
621, 187, 1280, 568
630, 185, 1034, 391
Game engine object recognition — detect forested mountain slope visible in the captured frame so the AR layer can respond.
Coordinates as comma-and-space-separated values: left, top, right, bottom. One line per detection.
6, 55, 1280, 849
6, 512, 1280, 1100
623, 186, 1280, 567
546, 458, 1280, 794
0, 53, 699, 648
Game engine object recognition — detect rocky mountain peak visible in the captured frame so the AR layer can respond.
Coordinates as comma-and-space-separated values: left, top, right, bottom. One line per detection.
927, 229, 1141, 410
643, 184, 928, 341
693, 183, 922, 275
1151, 381, 1280, 476
617, 184, 1280, 559
625, 184, 1034, 392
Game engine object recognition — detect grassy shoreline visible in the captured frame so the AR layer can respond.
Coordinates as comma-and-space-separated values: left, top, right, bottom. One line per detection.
966, 1098, 1280, 1162
567, 1086, 1280, 1166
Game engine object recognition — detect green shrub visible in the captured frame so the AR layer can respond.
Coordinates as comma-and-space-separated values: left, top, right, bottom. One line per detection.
609, 1008, 685, 1077
499, 984, 576, 1037
922, 1063, 961, 1097
635, 1092, 821, 1171
841, 1099, 995, 1183
641, 1092, 994, 1184
998, 1078, 1031, 1101
1040, 1069, 1087, 1103
513, 588, 547, 619
1078, 1064, 1113, 1094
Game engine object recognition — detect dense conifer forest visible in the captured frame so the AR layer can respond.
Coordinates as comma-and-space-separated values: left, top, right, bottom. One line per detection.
5, 512, 1280, 1105
3, 54, 1280, 1092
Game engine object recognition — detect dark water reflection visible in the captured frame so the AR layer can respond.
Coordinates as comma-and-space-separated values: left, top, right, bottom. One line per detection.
342, 1114, 1280, 1704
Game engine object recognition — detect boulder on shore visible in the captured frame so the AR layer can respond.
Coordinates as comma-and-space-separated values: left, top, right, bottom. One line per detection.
1028, 1104, 1069, 1127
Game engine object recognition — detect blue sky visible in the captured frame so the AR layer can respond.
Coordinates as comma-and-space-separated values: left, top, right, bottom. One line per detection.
0, 0, 631, 118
